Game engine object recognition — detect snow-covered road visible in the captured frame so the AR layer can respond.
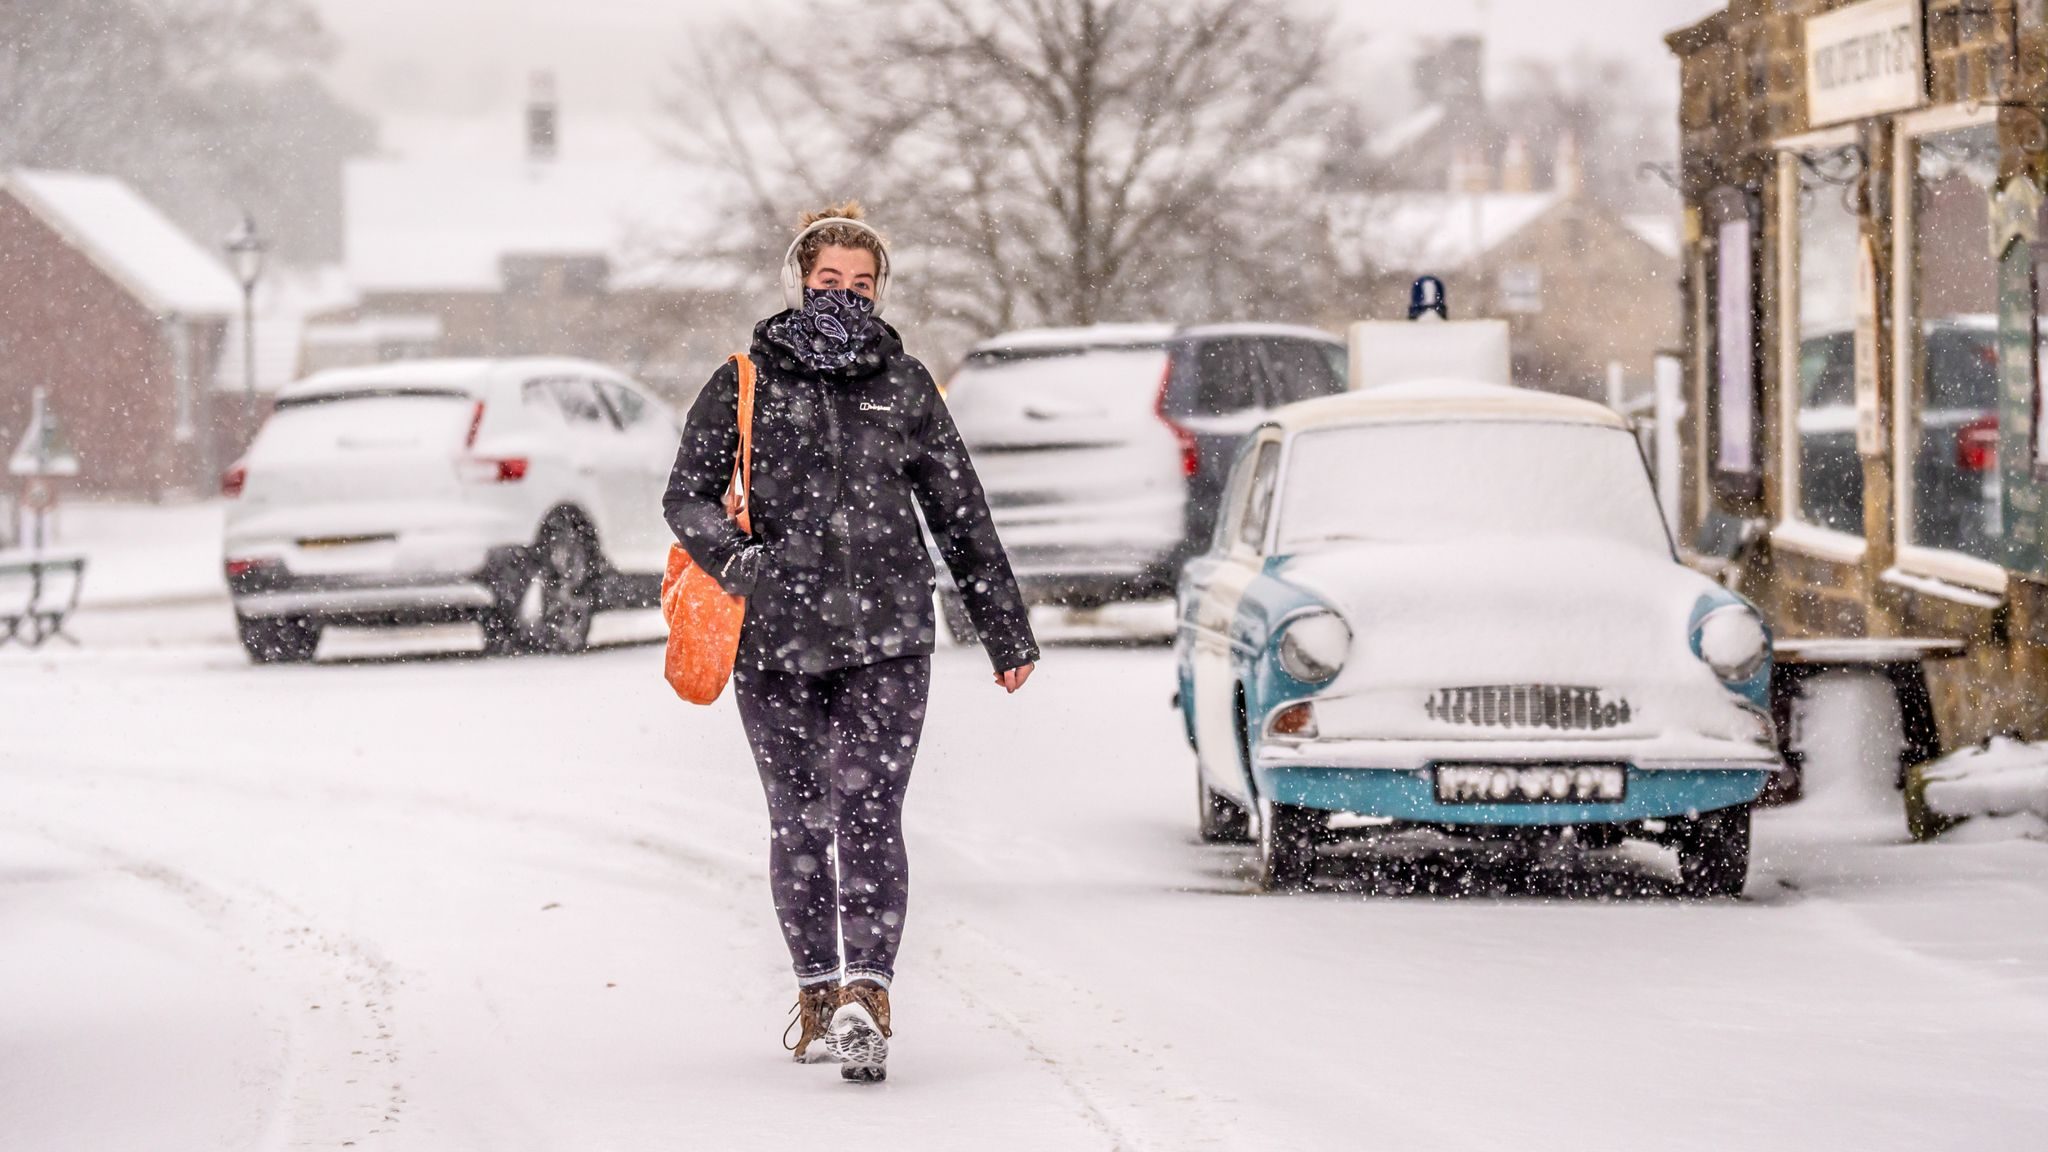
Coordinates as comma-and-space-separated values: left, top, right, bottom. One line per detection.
2, 603, 2044, 1151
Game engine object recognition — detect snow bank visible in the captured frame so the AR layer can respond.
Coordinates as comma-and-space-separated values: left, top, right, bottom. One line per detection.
1789, 671, 1907, 822
1920, 738, 2048, 834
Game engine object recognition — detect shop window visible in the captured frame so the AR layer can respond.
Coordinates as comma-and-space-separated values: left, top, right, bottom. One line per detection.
1788, 151, 1865, 536
1906, 123, 2003, 565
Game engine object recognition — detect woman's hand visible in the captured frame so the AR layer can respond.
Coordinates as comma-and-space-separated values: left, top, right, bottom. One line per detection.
995, 663, 1034, 694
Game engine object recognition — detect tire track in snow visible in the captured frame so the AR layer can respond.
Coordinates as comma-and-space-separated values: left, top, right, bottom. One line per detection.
0, 815, 406, 1150
916, 918, 1235, 1152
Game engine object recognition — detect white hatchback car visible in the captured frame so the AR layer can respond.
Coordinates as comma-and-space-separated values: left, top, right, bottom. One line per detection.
222, 358, 678, 663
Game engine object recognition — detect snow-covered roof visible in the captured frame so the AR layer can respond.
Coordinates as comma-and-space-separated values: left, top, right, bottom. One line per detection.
1329, 190, 1566, 275
4, 168, 243, 318
1624, 213, 1682, 260
1369, 104, 1449, 163
343, 115, 729, 294
1272, 380, 1629, 433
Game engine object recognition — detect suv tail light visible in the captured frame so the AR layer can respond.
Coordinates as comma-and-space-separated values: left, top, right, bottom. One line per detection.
221, 463, 248, 498
462, 456, 529, 483
465, 401, 487, 449
1956, 415, 1999, 473
1153, 358, 1199, 478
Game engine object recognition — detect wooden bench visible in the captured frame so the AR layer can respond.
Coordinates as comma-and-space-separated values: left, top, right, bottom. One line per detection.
0, 555, 87, 648
1766, 637, 1967, 804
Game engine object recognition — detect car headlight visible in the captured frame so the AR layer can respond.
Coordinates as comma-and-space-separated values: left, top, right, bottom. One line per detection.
1277, 611, 1350, 683
1695, 605, 1768, 683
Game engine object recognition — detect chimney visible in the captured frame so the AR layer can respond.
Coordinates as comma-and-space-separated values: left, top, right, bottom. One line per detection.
527, 71, 559, 164
1500, 136, 1533, 193
1448, 144, 1492, 194
1553, 132, 1582, 197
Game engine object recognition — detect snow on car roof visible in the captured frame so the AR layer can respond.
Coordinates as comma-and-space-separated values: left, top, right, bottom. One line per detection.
1273, 380, 1631, 433
281, 357, 622, 400
1177, 322, 1341, 344
970, 324, 1178, 354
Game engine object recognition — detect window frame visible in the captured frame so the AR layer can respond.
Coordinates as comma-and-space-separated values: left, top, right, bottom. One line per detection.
1236, 438, 1284, 554
1891, 103, 2008, 593
1773, 126, 1870, 562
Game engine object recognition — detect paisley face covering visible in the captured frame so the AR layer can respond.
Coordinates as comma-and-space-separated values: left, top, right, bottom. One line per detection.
768, 287, 884, 373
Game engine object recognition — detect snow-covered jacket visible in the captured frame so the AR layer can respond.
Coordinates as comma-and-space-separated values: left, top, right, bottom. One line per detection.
664, 315, 1039, 676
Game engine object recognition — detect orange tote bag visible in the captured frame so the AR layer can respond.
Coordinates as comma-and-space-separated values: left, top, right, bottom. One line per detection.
661, 353, 756, 704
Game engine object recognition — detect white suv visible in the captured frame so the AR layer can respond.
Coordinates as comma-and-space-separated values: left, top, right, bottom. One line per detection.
222, 357, 678, 663
939, 323, 1346, 637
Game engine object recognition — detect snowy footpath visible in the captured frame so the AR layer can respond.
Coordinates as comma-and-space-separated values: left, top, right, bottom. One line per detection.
2, 595, 2045, 1151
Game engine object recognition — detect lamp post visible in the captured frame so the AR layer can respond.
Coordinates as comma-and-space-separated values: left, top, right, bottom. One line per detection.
222, 212, 269, 431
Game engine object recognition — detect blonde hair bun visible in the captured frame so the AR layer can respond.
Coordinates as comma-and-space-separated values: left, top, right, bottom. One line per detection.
798, 201, 866, 229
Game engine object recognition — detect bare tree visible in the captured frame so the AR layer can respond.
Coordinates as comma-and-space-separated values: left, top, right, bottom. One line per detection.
0, 0, 371, 262
663, 0, 1351, 350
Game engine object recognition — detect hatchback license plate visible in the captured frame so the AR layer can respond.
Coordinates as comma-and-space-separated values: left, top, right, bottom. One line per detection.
1435, 764, 1627, 804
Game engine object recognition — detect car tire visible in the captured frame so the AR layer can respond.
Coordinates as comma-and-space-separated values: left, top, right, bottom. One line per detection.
486, 513, 599, 656
937, 587, 978, 645
1256, 798, 1321, 891
1674, 804, 1752, 898
238, 615, 321, 665
1198, 775, 1253, 843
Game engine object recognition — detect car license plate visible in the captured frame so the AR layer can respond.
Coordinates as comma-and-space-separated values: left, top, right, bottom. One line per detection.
297, 535, 395, 551
1434, 764, 1627, 804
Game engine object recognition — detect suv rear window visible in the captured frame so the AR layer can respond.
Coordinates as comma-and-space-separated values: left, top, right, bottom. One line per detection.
1259, 339, 1345, 406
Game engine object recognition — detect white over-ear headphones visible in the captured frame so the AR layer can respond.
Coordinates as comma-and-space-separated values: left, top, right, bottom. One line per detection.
781, 217, 892, 316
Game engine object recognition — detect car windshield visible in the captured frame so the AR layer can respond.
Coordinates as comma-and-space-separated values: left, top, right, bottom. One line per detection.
1276, 421, 1672, 554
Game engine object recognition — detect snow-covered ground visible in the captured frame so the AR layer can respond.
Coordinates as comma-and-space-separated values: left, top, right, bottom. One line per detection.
3, 594, 2046, 1150
0, 500, 227, 608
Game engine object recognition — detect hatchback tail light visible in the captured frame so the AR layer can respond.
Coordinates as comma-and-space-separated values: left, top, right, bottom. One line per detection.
465, 401, 487, 449
1956, 415, 1999, 473
1153, 358, 1200, 478
221, 463, 248, 498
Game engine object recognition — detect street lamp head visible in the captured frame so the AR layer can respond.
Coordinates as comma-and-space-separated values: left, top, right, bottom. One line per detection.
223, 211, 269, 290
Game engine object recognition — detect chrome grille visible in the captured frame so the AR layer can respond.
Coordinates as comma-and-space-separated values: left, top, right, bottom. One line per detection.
1423, 685, 1633, 732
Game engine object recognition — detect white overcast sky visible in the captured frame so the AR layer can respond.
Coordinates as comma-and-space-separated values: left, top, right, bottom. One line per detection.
310, 0, 1727, 124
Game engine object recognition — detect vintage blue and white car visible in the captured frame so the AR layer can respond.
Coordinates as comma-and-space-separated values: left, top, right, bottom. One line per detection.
1174, 381, 1782, 895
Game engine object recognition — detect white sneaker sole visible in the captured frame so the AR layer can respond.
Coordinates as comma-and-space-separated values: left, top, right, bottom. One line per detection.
826, 1003, 887, 1082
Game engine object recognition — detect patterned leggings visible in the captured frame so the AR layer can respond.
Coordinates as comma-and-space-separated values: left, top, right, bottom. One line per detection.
732, 656, 929, 987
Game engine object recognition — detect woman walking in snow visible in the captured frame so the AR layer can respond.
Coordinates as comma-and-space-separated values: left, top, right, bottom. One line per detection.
663, 204, 1038, 1082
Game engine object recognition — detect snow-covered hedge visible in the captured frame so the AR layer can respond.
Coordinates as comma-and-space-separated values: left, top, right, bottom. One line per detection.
1907, 738, 2048, 840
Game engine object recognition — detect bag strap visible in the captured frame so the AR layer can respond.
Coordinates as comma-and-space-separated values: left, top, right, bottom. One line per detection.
729, 353, 757, 534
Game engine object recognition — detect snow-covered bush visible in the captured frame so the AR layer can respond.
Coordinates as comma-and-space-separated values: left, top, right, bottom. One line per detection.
1907, 738, 2048, 841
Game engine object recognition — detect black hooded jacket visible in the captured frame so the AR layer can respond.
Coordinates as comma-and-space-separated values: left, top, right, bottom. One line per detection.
664, 314, 1039, 676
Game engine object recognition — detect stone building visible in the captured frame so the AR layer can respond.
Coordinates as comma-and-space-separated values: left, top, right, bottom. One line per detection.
1331, 148, 1681, 401
1667, 0, 2048, 774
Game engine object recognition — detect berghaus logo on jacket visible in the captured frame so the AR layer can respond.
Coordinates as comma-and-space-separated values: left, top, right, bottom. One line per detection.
859, 400, 893, 413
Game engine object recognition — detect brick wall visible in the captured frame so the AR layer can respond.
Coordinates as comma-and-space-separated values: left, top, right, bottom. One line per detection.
0, 191, 219, 500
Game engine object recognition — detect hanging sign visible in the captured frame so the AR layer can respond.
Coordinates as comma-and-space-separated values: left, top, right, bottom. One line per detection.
1854, 235, 1883, 456
1805, 0, 1926, 128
